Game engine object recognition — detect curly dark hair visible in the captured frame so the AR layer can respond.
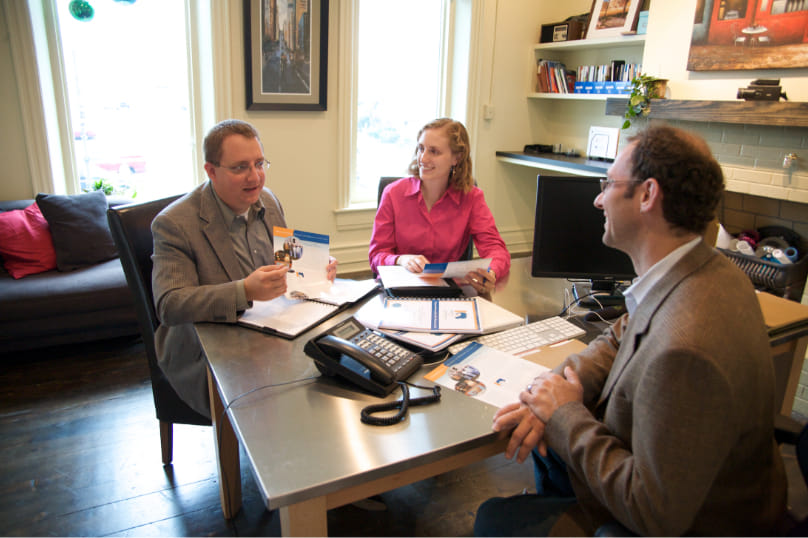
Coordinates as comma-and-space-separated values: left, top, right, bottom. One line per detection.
407, 118, 474, 193
626, 125, 724, 235
204, 119, 262, 166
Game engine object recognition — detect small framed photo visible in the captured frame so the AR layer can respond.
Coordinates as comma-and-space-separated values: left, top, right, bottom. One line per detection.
244, 0, 329, 111
586, 0, 642, 40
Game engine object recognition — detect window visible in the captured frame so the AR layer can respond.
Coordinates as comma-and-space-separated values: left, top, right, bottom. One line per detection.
53, 0, 199, 199
349, 0, 457, 207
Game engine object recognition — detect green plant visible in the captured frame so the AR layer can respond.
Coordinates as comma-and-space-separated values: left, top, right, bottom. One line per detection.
622, 74, 667, 129
92, 178, 114, 195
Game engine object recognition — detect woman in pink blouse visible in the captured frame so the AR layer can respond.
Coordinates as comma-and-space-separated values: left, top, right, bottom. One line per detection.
369, 118, 510, 295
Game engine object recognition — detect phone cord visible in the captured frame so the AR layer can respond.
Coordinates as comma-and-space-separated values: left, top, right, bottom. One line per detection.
360, 382, 441, 426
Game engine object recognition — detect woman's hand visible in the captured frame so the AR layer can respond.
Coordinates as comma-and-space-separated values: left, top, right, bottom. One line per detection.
397, 254, 429, 273
326, 256, 338, 282
465, 268, 496, 295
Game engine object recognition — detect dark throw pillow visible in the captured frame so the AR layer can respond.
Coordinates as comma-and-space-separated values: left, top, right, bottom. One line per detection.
35, 191, 118, 271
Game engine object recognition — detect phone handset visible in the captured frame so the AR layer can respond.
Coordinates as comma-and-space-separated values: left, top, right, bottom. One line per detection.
304, 316, 423, 397
316, 334, 395, 385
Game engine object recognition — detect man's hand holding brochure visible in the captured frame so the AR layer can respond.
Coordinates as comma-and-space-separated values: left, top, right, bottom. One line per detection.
237, 227, 378, 338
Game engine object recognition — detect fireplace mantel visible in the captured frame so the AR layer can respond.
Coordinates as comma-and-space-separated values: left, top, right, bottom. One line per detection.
604, 99, 808, 127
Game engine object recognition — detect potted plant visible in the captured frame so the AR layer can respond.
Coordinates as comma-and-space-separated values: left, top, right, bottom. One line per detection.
622, 74, 668, 129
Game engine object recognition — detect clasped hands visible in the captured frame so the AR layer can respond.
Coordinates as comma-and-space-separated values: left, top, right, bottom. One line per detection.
493, 366, 583, 463
245, 255, 338, 302
397, 254, 496, 295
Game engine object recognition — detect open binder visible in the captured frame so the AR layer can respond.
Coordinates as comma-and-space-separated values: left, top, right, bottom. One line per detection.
237, 278, 378, 339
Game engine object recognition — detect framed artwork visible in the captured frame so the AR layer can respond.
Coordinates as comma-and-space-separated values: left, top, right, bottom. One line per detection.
244, 0, 329, 111
586, 0, 642, 39
687, 0, 808, 71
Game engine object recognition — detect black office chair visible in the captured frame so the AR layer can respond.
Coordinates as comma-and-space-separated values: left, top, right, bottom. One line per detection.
377, 176, 474, 261
107, 195, 211, 465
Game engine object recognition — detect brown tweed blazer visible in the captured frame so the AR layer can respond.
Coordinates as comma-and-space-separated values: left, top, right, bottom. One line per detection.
151, 182, 286, 417
546, 241, 787, 536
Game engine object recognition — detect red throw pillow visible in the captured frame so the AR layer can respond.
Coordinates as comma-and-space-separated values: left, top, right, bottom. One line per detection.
0, 203, 58, 278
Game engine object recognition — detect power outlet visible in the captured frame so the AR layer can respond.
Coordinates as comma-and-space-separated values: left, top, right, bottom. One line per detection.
483, 104, 495, 120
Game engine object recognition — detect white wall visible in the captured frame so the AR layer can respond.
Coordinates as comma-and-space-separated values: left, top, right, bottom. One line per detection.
2, 0, 808, 273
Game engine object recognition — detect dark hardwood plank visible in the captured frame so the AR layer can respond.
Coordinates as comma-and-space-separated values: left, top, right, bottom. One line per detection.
2, 336, 804, 536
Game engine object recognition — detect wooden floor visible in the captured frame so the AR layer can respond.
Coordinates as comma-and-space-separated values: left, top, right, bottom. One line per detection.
1, 336, 807, 536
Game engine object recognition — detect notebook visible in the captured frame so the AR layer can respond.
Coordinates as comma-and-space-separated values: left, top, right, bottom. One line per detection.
237, 278, 378, 339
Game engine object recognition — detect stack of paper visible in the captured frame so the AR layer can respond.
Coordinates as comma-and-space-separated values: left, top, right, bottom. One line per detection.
354, 294, 524, 352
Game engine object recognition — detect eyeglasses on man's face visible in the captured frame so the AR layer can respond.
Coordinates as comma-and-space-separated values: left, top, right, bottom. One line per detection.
599, 178, 635, 193
214, 159, 271, 176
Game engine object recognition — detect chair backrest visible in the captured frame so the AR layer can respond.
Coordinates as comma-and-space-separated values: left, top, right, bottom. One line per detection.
108, 195, 209, 426
377, 176, 474, 261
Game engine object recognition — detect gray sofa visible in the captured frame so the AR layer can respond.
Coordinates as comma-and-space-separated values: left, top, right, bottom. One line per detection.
0, 196, 139, 352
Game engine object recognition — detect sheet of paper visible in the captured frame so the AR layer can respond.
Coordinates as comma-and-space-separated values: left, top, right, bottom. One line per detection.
314, 278, 379, 306
377, 265, 451, 288
274, 227, 330, 299
423, 342, 549, 408
422, 258, 492, 279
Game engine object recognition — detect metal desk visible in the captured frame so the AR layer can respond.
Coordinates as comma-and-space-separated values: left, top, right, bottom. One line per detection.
197, 256, 576, 536
197, 256, 808, 535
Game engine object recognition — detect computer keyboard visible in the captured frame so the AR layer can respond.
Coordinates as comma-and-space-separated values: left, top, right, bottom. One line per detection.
448, 316, 585, 356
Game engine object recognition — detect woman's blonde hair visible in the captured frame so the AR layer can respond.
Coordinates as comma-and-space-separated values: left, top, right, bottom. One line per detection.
407, 118, 474, 193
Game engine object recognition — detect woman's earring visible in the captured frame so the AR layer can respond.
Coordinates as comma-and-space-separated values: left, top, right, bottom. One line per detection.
449, 165, 455, 178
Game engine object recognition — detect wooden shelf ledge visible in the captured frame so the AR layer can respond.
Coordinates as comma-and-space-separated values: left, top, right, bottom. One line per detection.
604, 98, 808, 127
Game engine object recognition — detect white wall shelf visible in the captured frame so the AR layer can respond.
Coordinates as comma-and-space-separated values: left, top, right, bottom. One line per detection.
533, 34, 646, 53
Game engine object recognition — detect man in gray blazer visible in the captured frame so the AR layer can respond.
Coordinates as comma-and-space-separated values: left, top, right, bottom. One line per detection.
151, 119, 336, 418
475, 125, 787, 536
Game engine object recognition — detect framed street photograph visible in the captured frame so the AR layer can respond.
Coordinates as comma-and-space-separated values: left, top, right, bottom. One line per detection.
586, 0, 642, 39
244, 0, 328, 111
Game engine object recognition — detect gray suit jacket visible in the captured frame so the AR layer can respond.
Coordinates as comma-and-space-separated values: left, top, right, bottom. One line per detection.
546, 241, 787, 536
151, 182, 286, 417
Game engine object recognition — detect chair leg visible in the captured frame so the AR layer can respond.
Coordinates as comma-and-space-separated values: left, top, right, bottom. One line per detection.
160, 420, 173, 465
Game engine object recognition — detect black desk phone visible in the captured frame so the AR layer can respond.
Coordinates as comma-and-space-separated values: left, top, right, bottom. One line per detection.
304, 316, 423, 396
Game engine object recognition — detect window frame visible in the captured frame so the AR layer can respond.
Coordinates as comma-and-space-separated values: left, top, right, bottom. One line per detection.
11, 0, 216, 198
335, 0, 475, 213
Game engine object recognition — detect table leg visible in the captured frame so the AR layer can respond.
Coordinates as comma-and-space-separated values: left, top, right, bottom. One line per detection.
207, 367, 242, 519
280, 496, 328, 537
774, 336, 808, 416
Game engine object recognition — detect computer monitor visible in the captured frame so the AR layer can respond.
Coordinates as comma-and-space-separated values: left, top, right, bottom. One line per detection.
531, 174, 635, 303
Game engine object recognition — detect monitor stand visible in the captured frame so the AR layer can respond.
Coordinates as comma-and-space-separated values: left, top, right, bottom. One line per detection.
574, 280, 626, 308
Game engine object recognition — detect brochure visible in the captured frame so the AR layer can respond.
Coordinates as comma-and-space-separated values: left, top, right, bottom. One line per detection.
423, 341, 550, 408
422, 258, 492, 279
273, 226, 330, 299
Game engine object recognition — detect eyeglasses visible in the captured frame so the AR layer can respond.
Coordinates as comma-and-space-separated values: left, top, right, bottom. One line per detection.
599, 178, 635, 193
214, 159, 271, 176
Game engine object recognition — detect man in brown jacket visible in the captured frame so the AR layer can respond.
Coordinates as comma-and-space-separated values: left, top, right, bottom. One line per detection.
475, 125, 787, 536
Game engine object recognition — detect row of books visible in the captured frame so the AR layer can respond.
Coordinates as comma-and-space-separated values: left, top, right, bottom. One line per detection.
536, 59, 576, 94
536, 58, 645, 96
577, 61, 642, 83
